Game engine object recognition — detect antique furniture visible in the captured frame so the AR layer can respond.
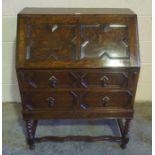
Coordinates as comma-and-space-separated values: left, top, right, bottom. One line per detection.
16, 8, 140, 149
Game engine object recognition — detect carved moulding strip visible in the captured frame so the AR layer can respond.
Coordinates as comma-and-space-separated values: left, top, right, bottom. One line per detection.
69, 72, 88, 88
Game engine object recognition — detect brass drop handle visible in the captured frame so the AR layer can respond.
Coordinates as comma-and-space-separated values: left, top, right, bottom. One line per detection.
49, 76, 57, 88
47, 97, 55, 107
100, 76, 109, 87
102, 96, 110, 107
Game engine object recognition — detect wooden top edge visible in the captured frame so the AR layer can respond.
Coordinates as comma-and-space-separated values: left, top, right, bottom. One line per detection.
18, 8, 136, 15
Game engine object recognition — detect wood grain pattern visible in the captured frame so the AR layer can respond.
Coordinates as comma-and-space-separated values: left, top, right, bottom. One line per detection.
19, 8, 136, 15
34, 135, 122, 143
18, 69, 131, 90
16, 8, 140, 150
16, 9, 140, 69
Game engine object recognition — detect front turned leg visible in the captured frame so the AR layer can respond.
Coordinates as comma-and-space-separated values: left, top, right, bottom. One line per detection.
25, 120, 38, 150
120, 119, 131, 149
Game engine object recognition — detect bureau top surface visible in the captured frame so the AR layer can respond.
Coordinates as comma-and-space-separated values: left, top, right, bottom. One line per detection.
19, 8, 136, 15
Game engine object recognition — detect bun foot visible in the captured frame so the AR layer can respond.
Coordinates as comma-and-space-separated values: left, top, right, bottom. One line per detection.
120, 143, 126, 149
27, 139, 35, 150
29, 144, 35, 150
120, 137, 129, 149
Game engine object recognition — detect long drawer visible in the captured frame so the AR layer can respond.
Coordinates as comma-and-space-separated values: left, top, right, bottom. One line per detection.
22, 90, 133, 111
18, 69, 129, 89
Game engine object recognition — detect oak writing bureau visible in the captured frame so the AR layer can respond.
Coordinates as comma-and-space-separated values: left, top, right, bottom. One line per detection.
16, 8, 140, 149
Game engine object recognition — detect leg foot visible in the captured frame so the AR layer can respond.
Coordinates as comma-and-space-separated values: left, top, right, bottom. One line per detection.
29, 143, 35, 150
27, 138, 35, 150
120, 143, 126, 149
120, 137, 129, 149
120, 119, 131, 149
25, 120, 38, 150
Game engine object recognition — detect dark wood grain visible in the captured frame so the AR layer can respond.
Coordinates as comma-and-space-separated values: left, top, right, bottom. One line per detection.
16, 8, 140, 150
18, 69, 130, 89
34, 135, 122, 143
23, 108, 134, 120
19, 8, 136, 15
22, 90, 133, 111
16, 9, 140, 69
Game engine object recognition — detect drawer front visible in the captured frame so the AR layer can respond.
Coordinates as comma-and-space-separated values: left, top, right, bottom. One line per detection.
83, 70, 128, 88
18, 69, 128, 89
22, 90, 133, 111
19, 70, 73, 89
80, 91, 133, 109
23, 91, 76, 111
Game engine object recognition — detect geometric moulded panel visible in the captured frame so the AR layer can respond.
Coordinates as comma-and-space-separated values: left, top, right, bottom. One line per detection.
80, 24, 130, 60
25, 24, 77, 61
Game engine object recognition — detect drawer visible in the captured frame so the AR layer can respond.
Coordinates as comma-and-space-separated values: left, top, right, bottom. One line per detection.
19, 70, 73, 89
79, 90, 133, 110
22, 90, 133, 111
18, 69, 129, 89
23, 91, 76, 111
83, 70, 128, 88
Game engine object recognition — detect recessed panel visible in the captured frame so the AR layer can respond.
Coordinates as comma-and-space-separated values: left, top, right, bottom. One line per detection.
25, 24, 77, 61
80, 24, 130, 60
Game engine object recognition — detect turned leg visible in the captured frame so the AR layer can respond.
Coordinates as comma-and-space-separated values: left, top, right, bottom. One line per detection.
25, 120, 38, 150
120, 119, 131, 149
33, 120, 38, 136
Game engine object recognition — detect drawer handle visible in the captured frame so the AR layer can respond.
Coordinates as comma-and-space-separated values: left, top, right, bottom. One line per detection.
49, 76, 57, 88
47, 97, 55, 107
102, 96, 110, 107
100, 76, 109, 87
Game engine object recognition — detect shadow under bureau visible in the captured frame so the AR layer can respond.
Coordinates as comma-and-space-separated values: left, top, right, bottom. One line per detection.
16, 8, 140, 149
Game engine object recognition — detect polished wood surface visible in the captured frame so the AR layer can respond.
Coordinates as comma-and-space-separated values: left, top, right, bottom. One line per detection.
16, 8, 140, 150
19, 8, 136, 15
22, 90, 132, 111
18, 69, 130, 89
16, 9, 140, 68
